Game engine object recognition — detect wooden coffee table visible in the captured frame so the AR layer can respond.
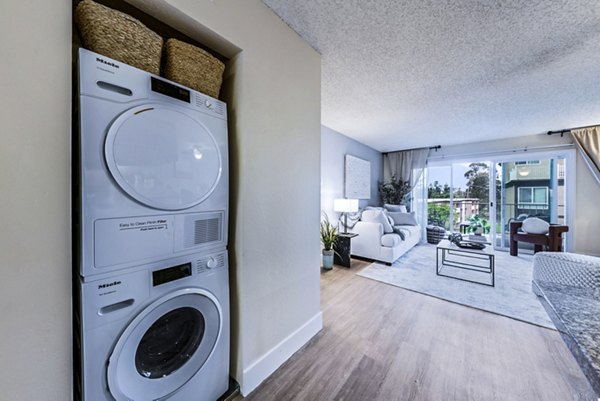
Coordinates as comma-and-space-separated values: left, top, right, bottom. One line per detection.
436, 240, 495, 286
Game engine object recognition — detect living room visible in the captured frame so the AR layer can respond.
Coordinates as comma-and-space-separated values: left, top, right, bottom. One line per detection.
2, 1, 600, 400
317, 123, 600, 397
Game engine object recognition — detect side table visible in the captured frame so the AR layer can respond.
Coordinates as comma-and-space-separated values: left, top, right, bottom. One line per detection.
334, 233, 358, 267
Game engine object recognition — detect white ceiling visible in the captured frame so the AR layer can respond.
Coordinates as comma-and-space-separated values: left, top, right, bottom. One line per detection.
261, 0, 600, 152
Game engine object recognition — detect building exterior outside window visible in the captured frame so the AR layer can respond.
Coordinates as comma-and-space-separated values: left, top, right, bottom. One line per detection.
503, 159, 564, 223
517, 187, 549, 209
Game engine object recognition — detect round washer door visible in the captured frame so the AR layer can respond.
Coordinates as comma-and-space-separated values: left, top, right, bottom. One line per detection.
107, 289, 222, 401
105, 104, 222, 210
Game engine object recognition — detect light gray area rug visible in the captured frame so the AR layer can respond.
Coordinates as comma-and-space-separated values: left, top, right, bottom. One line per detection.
358, 243, 555, 329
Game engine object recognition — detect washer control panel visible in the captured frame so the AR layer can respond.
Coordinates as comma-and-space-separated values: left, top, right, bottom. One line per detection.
196, 253, 226, 274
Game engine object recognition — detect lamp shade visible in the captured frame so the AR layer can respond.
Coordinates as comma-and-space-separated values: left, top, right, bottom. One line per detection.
333, 198, 359, 213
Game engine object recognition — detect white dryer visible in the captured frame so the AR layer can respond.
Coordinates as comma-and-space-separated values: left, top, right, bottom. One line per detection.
76, 250, 230, 401
77, 48, 228, 278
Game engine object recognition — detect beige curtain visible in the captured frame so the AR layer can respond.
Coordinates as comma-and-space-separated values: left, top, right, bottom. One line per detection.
571, 126, 600, 185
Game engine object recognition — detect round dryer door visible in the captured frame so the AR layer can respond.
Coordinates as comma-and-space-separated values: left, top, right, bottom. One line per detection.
107, 289, 222, 401
105, 104, 222, 210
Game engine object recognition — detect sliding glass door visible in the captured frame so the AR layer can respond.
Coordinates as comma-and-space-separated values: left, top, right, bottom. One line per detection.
427, 150, 574, 253
494, 156, 569, 251
427, 165, 453, 230
427, 161, 494, 234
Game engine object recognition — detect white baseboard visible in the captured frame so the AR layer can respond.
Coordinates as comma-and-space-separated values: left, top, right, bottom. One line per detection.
240, 311, 323, 396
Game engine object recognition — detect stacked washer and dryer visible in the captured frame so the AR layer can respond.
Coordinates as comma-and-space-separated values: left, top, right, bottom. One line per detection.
75, 48, 230, 401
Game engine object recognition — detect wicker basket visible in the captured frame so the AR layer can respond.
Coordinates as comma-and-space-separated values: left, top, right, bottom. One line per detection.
426, 225, 446, 244
75, 0, 163, 75
164, 38, 225, 98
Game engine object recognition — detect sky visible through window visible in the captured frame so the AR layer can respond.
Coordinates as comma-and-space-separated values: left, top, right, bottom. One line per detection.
428, 162, 472, 192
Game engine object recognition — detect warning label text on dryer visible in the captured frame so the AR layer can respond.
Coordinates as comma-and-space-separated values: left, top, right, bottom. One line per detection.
94, 215, 174, 268
118, 219, 168, 232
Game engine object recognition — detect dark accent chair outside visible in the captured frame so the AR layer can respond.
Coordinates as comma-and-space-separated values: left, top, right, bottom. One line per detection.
509, 221, 569, 256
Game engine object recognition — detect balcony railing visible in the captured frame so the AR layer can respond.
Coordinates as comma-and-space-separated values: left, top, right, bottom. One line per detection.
501, 202, 551, 222
428, 200, 563, 232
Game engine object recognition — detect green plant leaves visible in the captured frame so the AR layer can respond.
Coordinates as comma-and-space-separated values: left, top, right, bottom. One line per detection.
468, 214, 491, 234
378, 176, 411, 205
320, 212, 338, 250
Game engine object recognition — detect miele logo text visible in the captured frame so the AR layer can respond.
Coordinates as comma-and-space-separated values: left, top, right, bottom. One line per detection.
98, 280, 122, 289
96, 57, 119, 68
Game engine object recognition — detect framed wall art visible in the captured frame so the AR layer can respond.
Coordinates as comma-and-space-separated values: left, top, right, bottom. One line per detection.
344, 154, 370, 199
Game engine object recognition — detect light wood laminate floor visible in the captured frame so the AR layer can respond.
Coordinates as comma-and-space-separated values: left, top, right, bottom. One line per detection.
234, 260, 596, 401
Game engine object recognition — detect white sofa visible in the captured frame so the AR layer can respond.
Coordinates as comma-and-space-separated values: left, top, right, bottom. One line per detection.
349, 222, 420, 264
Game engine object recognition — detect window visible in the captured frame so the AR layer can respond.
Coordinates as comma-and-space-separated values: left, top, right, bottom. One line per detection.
518, 187, 548, 209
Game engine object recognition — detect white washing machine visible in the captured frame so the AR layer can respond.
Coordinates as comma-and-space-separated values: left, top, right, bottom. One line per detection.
77, 48, 228, 278
76, 250, 230, 401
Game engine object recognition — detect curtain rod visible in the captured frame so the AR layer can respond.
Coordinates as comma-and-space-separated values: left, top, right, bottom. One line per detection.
383, 145, 441, 155
427, 143, 574, 161
547, 123, 600, 137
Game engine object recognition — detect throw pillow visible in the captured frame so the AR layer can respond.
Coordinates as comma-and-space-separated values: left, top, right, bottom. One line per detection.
521, 217, 550, 234
388, 211, 418, 226
361, 209, 394, 233
364, 206, 385, 211
384, 204, 408, 213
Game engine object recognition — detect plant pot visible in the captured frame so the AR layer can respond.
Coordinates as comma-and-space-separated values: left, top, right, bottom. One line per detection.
322, 249, 334, 270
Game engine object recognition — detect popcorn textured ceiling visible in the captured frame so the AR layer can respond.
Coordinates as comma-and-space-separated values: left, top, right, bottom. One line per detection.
261, 0, 600, 151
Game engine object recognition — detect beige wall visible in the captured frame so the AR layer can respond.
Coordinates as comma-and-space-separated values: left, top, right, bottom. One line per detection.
432, 133, 600, 256
147, 1, 322, 392
1, 0, 321, 399
0, 1, 73, 400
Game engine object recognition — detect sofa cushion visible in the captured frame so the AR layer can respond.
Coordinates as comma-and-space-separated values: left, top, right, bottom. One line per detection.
362, 209, 394, 233
384, 204, 408, 213
381, 233, 401, 247
396, 224, 419, 238
522, 217, 550, 234
388, 211, 418, 226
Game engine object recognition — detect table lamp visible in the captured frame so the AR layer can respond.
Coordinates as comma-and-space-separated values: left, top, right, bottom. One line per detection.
334, 198, 359, 234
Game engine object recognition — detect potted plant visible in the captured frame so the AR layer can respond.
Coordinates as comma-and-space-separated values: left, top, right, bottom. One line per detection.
320, 212, 338, 270
378, 175, 411, 205
468, 214, 490, 235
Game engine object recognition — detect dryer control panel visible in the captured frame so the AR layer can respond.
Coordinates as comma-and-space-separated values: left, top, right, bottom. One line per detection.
152, 262, 192, 287
151, 77, 190, 103
79, 48, 227, 120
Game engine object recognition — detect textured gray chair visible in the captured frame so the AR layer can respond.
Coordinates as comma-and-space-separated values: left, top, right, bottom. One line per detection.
532, 252, 600, 394
533, 252, 600, 290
